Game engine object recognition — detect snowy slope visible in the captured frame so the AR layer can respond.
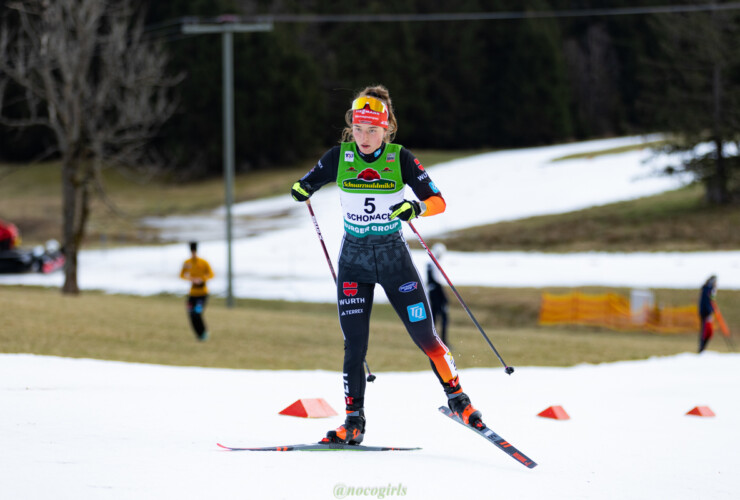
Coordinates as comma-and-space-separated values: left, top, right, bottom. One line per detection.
3, 353, 738, 499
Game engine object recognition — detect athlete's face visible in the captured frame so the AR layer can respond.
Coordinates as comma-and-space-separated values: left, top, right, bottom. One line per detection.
352, 123, 384, 154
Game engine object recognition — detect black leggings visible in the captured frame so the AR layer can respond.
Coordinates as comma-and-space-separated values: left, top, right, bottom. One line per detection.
187, 295, 208, 338
336, 233, 457, 409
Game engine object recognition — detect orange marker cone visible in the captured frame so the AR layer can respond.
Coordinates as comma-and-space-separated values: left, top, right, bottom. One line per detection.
537, 405, 570, 420
279, 398, 338, 418
686, 406, 716, 417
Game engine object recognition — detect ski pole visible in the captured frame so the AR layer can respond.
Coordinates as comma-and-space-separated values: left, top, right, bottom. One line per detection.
364, 360, 376, 382
305, 199, 337, 282
407, 220, 515, 375
305, 199, 376, 381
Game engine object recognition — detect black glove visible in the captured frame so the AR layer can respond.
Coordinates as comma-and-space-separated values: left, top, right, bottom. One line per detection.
291, 180, 313, 202
389, 200, 422, 221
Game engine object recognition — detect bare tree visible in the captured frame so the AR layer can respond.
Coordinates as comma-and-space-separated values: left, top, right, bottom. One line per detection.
0, 0, 180, 294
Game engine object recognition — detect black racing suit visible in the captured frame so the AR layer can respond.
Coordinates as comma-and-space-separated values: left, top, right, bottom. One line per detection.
299, 143, 459, 411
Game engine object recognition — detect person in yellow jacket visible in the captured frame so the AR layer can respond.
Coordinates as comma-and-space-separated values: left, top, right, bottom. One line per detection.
180, 241, 214, 341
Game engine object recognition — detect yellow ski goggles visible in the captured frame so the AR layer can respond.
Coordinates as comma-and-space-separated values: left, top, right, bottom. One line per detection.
351, 96, 389, 129
351, 96, 387, 113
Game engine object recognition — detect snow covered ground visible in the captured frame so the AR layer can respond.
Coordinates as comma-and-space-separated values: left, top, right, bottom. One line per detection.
3, 352, 738, 499
3, 136, 739, 499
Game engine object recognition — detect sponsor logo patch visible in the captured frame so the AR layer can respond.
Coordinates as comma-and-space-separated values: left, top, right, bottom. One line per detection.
399, 281, 418, 293
407, 302, 427, 322
346, 212, 390, 223
339, 297, 365, 305
343, 282, 358, 297
343, 219, 402, 237
342, 179, 397, 190
386, 153, 396, 163
342, 168, 396, 191
429, 181, 439, 193
357, 168, 380, 181
344, 151, 355, 162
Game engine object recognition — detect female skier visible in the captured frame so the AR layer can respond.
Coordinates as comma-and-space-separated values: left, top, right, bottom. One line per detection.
290, 85, 485, 444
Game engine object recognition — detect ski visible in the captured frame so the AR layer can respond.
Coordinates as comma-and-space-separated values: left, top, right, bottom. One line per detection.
438, 406, 538, 469
217, 442, 421, 452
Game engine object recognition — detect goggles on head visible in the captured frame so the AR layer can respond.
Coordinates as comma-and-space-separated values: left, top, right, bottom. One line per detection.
351, 96, 389, 129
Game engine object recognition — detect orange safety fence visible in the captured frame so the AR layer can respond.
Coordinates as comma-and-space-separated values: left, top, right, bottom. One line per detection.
538, 292, 701, 334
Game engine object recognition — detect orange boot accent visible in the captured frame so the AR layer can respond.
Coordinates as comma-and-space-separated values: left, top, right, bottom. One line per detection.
321, 424, 363, 443
460, 404, 481, 426
321, 411, 365, 444
448, 392, 483, 428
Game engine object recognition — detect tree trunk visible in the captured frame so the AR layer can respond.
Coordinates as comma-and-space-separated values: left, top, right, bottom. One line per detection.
706, 63, 730, 206
706, 139, 730, 205
61, 156, 79, 295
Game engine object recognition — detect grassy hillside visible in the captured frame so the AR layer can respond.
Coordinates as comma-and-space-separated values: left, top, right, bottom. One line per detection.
1, 285, 735, 370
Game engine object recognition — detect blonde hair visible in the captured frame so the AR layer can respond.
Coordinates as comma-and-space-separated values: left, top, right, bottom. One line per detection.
341, 84, 398, 143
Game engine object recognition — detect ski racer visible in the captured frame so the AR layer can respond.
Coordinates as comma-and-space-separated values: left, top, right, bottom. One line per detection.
290, 84, 486, 445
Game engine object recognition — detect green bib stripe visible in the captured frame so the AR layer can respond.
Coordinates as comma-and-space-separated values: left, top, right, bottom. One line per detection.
337, 143, 406, 238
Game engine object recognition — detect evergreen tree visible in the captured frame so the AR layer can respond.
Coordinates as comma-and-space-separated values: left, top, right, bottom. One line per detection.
147, 0, 325, 176
641, 6, 740, 204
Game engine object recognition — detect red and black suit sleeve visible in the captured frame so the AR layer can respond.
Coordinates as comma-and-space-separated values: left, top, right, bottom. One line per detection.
399, 148, 446, 216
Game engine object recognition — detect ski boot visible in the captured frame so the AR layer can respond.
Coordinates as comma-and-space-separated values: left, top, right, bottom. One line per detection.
321, 409, 365, 445
448, 392, 485, 430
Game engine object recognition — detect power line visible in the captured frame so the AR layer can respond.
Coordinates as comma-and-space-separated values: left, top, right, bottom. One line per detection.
143, 4, 740, 43
171, 3, 740, 26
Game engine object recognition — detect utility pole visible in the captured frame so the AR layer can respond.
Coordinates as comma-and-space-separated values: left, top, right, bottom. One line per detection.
182, 16, 272, 307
